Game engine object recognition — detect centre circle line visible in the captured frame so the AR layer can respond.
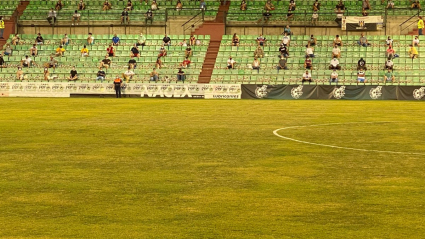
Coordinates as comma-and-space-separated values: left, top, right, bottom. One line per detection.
273, 121, 425, 156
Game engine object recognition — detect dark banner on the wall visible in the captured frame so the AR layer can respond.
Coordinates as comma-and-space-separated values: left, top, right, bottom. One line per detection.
241, 85, 425, 101
342, 16, 383, 31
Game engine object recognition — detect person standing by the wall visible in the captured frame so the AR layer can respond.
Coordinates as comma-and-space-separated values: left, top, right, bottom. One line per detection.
418, 16, 424, 35
113, 75, 122, 98
0, 16, 5, 39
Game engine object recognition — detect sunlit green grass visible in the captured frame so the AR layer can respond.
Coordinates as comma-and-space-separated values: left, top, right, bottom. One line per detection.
0, 99, 424, 238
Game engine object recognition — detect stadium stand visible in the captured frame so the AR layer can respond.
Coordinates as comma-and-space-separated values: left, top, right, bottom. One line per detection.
0, 1, 20, 19
20, 0, 219, 24
227, 0, 424, 24
211, 34, 425, 85
0, 34, 210, 83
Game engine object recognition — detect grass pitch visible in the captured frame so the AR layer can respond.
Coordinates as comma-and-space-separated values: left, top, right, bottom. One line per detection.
1, 99, 425, 238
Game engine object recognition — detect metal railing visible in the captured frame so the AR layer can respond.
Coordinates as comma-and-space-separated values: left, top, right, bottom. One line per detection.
399, 9, 423, 34
181, 10, 205, 35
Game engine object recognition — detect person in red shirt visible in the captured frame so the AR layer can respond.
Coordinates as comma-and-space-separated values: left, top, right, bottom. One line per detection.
180, 57, 191, 68
304, 56, 313, 70
107, 44, 115, 57
386, 46, 395, 59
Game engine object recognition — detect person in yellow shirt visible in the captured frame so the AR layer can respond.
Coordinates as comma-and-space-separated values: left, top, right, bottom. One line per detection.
55, 45, 65, 56
408, 44, 418, 59
418, 16, 424, 35
80, 45, 89, 57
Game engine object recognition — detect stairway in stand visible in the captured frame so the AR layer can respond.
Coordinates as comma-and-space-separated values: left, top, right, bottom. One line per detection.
195, 1, 229, 83
0, 1, 29, 48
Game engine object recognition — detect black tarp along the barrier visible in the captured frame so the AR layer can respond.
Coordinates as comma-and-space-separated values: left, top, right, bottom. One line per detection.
241, 85, 425, 100
241, 84, 317, 99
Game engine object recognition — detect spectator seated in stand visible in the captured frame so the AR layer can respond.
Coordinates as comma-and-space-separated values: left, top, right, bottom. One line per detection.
386, 46, 395, 59
384, 69, 395, 83
185, 46, 192, 58
411, 0, 421, 9
69, 66, 78, 81
158, 46, 167, 57
103, 0, 112, 11
107, 44, 115, 57
227, 56, 236, 69
12, 34, 20, 46
80, 45, 89, 57
302, 70, 312, 83
35, 33, 44, 45
96, 68, 106, 82
330, 70, 338, 83
177, 68, 185, 82
112, 34, 120, 46
128, 56, 137, 69
0, 54, 6, 68
308, 35, 317, 47
305, 45, 315, 58
357, 69, 366, 83
413, 35, 420, 46
130, 44, 139, 58
254, 46, 264, 58
61, 34, 70, 46
180, 57, 191, 68
357, 57, 367, 70
264, 0, 275, 11
17, 67, 25, 81
304, 56, 313, 70
331, 46, 341, 58
123, 66, 135, 83
232, 33, 240, 46
329, 57, 341, 70
333, 35, 343, 47
240, 0, 247, 11
30, 44, 38, 56
99, 55, 111, 69
87, 33, 94, 45
163, 34, 171, 46
72, 10, 81, 25
279, 43, 289, 58
257, 34, 266, 46
55, 45, 66, 57
4, 43, 13, 56
358, 33, 371, 47
121, 8, 129, 24
276, 55, 287, 71
252, 57, 260, 72
385, 59, 393, 70
150, 68, 159, 82
55, 0, 63, 11
408, 44, 418, 59
282, 32, 291, 46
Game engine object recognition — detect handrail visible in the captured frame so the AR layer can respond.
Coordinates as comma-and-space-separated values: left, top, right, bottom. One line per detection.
399, 9, 422, 26
181, 10, 203, 27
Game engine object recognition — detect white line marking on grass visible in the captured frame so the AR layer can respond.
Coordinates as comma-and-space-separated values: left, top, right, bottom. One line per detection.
273, 122, 425, 156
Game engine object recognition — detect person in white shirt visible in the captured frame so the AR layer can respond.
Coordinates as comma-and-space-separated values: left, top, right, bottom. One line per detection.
330, 70, 338, 83
227, 56, 236, 69
329, 58, 340, 70
20, 55, 34, 68
333, 34, 343, 47
386, 0, 394, 8
305, 46, 315, 58
413, 36, 420, 46
252, 58, 260, 72
386, 36, 393, 46
357, 70, 366, 83
72, 10, 81, 25
87, 33, 94, 45
123, 67, 135, 83
311, 11, 318, 25
282, 32, 290, 46
302, 70, 312, 83
331, 46, 341, 58
385, 59, 393, 70
47, 8, 57, 24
